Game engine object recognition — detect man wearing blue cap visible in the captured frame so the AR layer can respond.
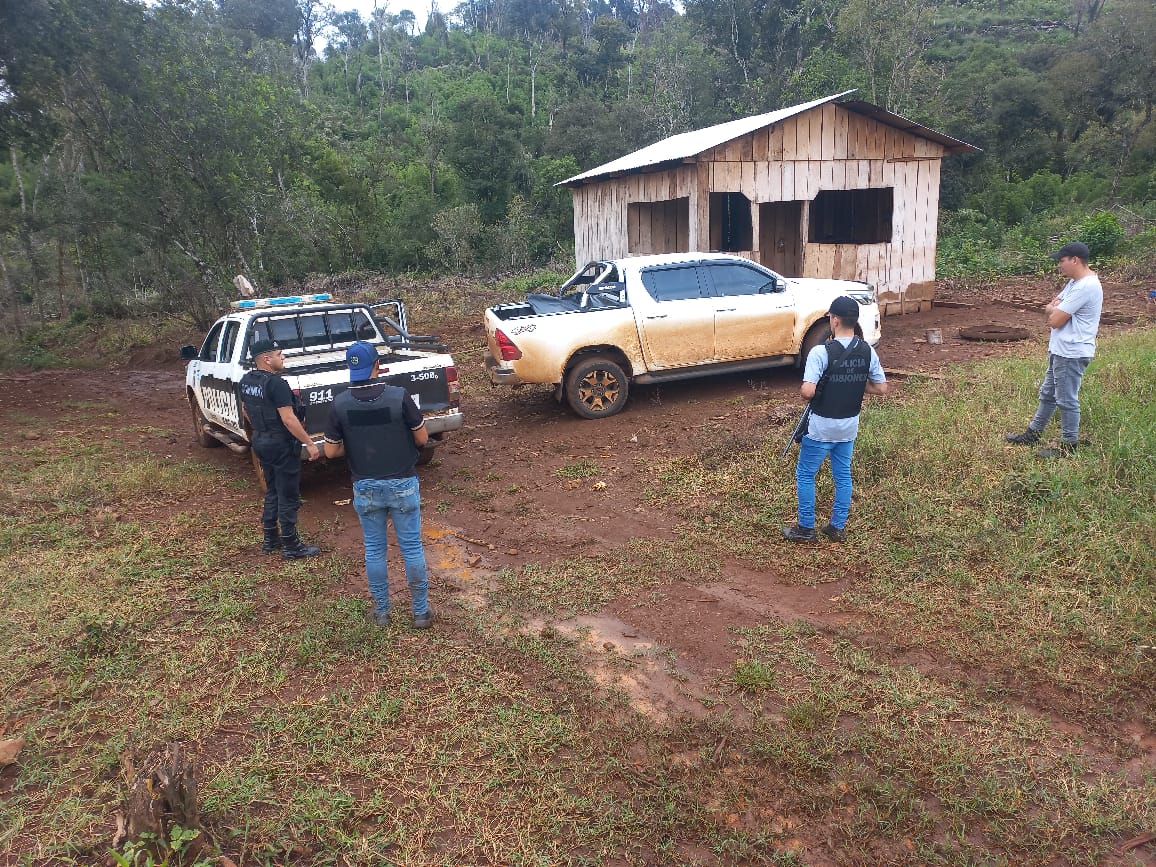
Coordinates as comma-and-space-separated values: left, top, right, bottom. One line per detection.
783, 296, 888, 543
240, 338, 322, 559
1005, 241, 1102, 457
323, 341, 433, 629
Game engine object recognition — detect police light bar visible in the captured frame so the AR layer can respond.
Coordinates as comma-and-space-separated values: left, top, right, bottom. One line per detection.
231, 293, 332, 310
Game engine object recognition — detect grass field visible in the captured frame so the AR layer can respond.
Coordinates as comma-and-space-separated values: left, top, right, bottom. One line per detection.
1, 329, 1153, 865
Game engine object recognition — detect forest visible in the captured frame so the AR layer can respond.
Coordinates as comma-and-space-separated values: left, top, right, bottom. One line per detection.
0, 0, 1154, 334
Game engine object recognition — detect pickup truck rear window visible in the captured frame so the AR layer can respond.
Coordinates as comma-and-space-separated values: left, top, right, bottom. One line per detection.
247, 309, 380, 355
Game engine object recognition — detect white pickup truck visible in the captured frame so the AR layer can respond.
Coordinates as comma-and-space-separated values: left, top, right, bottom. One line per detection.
484, 252, 881, 418
180, 293, 463, 467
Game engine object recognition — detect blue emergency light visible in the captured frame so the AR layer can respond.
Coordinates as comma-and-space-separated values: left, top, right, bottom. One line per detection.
231, 293, 332, 310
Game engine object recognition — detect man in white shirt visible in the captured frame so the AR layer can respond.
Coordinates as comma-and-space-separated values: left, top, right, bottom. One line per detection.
1005, 241, 1103, 457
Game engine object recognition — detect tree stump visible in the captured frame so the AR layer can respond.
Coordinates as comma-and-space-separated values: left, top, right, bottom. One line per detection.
121, 743, 202, 848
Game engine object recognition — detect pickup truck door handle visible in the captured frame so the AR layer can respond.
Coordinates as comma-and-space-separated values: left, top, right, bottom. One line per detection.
645, 314, 668, 320
716, 308, 736, 312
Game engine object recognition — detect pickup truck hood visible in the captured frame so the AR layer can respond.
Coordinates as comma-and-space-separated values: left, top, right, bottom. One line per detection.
786, 276, 871, 299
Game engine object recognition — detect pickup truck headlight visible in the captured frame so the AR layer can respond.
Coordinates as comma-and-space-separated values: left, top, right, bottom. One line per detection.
848, 284, 876, 305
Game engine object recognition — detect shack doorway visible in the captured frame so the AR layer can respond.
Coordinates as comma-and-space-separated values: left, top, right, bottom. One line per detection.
759, 201, 803, 276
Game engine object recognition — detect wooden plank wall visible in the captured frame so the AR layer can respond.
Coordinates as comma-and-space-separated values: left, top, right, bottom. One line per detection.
571, 104, 947, 311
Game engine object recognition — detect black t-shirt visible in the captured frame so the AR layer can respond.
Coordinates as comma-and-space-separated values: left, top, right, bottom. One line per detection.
265, 375, 294, 409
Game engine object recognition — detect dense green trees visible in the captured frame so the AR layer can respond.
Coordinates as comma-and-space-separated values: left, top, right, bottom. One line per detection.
0, 0, 1153, 330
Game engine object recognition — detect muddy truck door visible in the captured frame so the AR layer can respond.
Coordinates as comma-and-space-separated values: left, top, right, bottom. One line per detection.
629, 262, 715, 369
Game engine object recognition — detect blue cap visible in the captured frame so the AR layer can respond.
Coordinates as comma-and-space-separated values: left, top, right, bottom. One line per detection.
346, 341, 379, 382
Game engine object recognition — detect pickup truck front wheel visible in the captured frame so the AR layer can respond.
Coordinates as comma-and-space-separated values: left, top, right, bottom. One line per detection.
191, 399, 223, 448
565, 356, 629, 419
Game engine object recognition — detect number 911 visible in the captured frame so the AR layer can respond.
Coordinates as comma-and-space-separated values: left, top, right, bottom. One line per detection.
308, 388, 333, 404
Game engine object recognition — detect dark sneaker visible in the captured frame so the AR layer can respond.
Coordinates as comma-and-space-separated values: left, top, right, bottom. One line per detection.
413, 609, 434, 629
368, 608, 391, 627
781, 524, 817, 542
1038, 441, 1077, 458
1004, 428, 1041, 445
281, 536, 321, 559
820, 523, 846, 542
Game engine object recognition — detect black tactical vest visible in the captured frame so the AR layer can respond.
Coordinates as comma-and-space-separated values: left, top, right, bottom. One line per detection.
239, 369, 289, 437
810, 338, 873, 420
331, 386, 419, 480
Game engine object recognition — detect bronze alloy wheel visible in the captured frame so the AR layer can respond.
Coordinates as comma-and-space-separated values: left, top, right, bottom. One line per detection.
565, 356, 629, 419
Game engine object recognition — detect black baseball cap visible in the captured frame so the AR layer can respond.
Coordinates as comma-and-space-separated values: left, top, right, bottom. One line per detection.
828, 296, 860, 321
1050, 241, 1090, 262
250, 339, 279, 357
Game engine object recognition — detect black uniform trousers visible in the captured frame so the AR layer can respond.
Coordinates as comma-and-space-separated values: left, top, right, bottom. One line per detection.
253, 433, 302, 537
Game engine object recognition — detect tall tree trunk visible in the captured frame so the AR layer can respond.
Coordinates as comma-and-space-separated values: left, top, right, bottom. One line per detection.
0, 246, 24, 339
10, 146, 47, 325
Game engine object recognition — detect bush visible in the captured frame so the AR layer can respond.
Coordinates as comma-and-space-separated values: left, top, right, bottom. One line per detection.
1076, 211, 1125, 259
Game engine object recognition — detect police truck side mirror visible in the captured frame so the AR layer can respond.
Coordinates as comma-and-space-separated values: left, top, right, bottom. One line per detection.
179, 345, 197, 361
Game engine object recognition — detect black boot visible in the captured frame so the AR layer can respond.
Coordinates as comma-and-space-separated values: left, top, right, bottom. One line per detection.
260, 526, 281, 554
281, 532, 320, 559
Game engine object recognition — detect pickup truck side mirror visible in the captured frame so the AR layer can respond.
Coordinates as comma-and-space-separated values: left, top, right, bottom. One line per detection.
773, 278, 787, 293
179, 345, 198, 361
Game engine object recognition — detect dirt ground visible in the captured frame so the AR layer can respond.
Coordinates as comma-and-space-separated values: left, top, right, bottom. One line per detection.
3, 275, 1155, 865
4, 274, 1154, 718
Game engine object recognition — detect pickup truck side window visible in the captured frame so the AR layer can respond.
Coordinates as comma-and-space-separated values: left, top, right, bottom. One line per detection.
704, 262, 778, 297
221, 321, 240, 363
199, 322, 224, 361
640, 266, 707, 301
351, 310, 377, 340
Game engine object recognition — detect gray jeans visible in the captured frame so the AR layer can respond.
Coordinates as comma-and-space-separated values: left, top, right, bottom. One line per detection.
1029, 353, 1092, 443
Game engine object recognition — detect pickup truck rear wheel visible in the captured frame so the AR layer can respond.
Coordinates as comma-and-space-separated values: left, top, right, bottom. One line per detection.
565, 356, 629, 419
191, 399, 222, 448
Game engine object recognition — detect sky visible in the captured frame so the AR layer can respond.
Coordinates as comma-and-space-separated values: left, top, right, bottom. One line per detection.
330, 0, 430, 27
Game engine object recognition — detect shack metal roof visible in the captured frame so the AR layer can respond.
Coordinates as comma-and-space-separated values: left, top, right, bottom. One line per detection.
558, 91, 980, 187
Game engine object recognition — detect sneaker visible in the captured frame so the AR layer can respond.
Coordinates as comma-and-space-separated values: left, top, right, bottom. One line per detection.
1038, 441, 1077, 458
368, 609, 391, 627
1004, 428, 1041, 445
281, 535, 321, 559
413, 609, 434, 629
820, 523, 846, 542
781, 524, 817, 542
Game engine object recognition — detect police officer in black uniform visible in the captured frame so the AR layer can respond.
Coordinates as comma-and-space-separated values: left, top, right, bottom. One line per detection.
239, 339, 321, 558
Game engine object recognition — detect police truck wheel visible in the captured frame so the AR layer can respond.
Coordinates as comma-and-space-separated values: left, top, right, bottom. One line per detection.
565, 356, 629, 419
798, 321, 830, 368
191, 400, 222, 448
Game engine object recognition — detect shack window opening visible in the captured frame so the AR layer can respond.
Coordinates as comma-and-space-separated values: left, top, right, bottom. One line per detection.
808, 188, 893, 244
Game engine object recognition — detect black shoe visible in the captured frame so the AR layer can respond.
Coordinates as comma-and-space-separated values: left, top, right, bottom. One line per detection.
281, 534, 320, 559
260, 527, 281, 554
1005, 428, 1041, 445
413, 609, 434, 629
781, 524, 817, 542
820, 523, 846, 542
1038, 441, 1077, 458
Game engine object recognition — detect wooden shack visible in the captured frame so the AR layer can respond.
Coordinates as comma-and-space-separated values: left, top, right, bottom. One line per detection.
558, 91, 980, 314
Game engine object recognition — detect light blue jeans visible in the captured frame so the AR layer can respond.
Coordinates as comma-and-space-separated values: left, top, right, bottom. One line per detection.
1029, 353, 1092, 444
352, 476, 429, 618
796, 436, 855, 530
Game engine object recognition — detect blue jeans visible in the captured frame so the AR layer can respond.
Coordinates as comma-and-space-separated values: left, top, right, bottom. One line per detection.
352, 476, 429, 618
1029, 353, 1092, 444
796, 436, 855, 530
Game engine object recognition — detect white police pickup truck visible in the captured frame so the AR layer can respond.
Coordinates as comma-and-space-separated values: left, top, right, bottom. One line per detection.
180, 293, 463, 468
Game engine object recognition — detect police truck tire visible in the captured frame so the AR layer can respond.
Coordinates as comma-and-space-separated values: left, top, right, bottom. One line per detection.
191, 400, 222, 448
565, 356, 629, 419
798, 321, 831, 368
